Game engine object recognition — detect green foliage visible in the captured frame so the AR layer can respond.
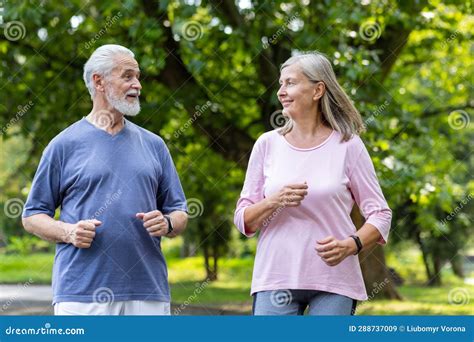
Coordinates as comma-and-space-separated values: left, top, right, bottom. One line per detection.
0, 0, 472, 284
4, 235, 53, 255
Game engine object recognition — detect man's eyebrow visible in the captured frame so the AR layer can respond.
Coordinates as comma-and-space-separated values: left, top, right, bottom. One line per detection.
121, 68, 140, 74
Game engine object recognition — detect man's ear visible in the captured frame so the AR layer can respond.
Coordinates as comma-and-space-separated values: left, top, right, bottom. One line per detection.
313, 82, 326, 101
92, 74, 105, 93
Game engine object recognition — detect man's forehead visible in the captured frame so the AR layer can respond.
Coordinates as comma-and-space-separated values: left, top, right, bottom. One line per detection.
112, 54, 140, 71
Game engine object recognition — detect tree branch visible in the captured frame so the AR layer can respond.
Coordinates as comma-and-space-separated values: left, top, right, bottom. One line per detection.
142, 0, 255, 168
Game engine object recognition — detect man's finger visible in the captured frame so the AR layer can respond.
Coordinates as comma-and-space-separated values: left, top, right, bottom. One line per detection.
90, 219, 102, 226
77, 230, 95, 238
143, 216, 165, 228
79, 221, 96, 230
143, 210, 162, 221
136, 212, 145, 220
146, 224, 164, 233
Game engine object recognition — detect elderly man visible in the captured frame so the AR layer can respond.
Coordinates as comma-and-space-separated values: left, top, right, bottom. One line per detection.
22, 44, 188, 315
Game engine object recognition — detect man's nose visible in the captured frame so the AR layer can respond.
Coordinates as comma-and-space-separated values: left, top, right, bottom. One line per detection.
132, 79, 142, 90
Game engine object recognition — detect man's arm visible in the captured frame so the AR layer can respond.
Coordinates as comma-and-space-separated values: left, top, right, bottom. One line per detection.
22, 214, 70, 243
22, 214, 101, 248
166, 210, 188, 238
136, 210, 187, 238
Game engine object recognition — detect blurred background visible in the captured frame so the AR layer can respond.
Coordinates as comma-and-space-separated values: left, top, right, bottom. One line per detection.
0, 0, 473, 315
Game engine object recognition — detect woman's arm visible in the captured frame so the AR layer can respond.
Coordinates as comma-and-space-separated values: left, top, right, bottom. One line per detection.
243, 183, 308, 234
315, 223, 381, 266
315, 138, 392, 266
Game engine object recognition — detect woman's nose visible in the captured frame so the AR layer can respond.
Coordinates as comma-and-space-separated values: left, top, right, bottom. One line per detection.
277, 85, 286, 97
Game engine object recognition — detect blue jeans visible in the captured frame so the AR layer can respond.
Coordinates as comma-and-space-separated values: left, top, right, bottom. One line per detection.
252, 289, 357, 315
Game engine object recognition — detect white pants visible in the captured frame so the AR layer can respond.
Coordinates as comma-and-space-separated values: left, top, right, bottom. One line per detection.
54, 300, 171, 315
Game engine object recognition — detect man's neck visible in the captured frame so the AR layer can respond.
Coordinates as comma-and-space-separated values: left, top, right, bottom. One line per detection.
87, 107, 125, 135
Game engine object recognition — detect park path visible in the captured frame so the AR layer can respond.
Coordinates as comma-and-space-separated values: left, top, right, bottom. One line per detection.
0, 285, 249, 315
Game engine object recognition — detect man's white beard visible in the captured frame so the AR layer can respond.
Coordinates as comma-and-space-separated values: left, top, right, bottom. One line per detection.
105, 88, 141, 117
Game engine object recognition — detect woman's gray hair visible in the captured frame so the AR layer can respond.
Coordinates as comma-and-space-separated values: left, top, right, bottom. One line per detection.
83, 44, 135, 98
278, 51, 365, 141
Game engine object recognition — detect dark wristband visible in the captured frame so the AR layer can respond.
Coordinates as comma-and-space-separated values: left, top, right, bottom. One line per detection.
164, 215, 174, 235
350, 235, 363, 255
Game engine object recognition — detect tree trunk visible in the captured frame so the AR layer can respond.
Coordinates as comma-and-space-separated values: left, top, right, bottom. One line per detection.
180, 238, 196, 258
427, 255, 442, 286
203, 244, 215, 281
451, 255, 465, 278
212, 246, 218, 281
416, 231, 433, 279
351, 208, 403, 300
203, 244, 217, 281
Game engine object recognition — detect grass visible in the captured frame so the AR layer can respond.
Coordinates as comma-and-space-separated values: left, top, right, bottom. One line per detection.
1, 251, 473, 315
0, 253, 53, 284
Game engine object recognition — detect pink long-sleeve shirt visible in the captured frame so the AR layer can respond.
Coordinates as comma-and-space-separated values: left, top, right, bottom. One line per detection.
234, 129, 392, 300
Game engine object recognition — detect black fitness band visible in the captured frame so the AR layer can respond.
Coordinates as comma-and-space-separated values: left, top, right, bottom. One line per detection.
350, 235, 363, 255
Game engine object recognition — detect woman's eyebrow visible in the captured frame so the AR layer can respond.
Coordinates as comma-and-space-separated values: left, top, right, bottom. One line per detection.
279, 77, 296, 83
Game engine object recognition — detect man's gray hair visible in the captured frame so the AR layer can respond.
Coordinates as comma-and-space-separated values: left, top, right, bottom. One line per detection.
83, 44, 135, 98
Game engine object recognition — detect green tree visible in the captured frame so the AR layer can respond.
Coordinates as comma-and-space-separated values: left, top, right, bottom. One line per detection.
1, 0, 472, 294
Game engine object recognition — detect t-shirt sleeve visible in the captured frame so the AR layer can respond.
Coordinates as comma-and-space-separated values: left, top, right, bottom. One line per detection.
156, 144, 187, 214
22, 142, 62, 218
233, 136, 266, 237
348, 138, 392, 244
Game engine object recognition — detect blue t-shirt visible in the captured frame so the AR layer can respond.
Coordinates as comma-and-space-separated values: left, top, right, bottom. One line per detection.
23, 118, 187, 304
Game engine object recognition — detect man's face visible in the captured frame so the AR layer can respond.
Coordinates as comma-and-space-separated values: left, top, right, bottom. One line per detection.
104, 54, 142, 116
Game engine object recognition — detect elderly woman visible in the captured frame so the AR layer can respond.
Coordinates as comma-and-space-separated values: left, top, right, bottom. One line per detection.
234, 52, 392, 315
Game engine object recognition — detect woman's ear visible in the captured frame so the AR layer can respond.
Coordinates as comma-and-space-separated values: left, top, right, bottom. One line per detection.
313, 81, 326, 101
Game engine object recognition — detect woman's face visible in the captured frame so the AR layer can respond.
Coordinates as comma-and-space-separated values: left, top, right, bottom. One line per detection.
277, 63, 322, 119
